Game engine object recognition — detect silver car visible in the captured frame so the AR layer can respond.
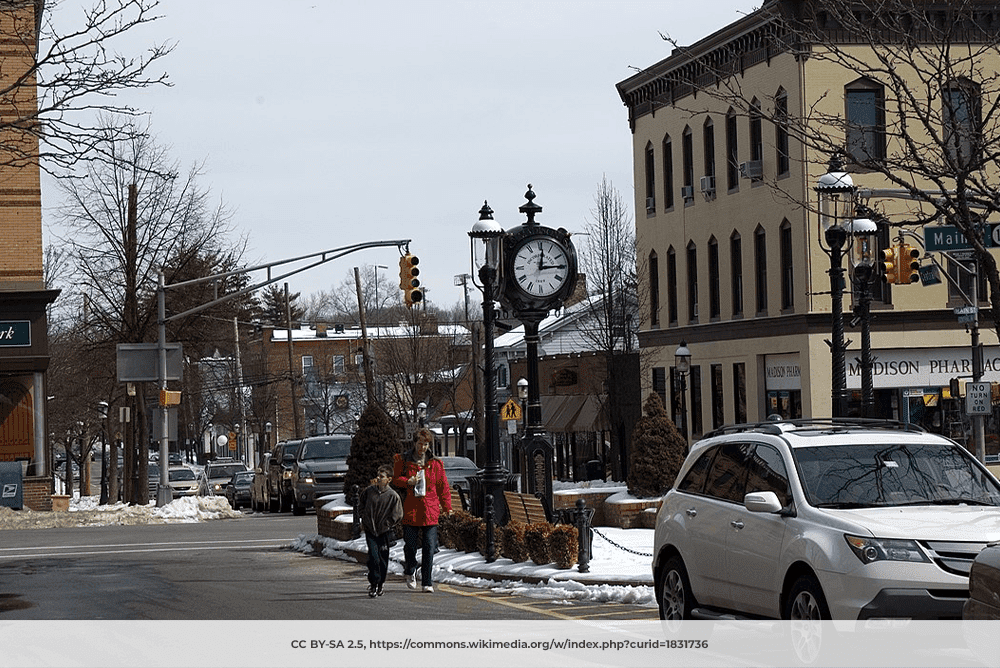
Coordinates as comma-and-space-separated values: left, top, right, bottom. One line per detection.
654, 418, 1000, 621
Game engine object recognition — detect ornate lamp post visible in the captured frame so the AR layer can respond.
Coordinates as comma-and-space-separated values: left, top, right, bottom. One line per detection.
845, 215, 879, 417
815, 154, 856, 418
469, 201, 505, 559
674, 341, 691, 443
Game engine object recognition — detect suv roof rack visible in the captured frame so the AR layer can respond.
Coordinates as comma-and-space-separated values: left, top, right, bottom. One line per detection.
703, 417, 926, 440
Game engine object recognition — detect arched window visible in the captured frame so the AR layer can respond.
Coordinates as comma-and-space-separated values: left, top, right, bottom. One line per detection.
649, 251, 660, 327
779, 220, 793, 310
687, 241, 699, 323
845, 77, 885, 165
644, 141, 656, 212
754, 226, 767, 315
667, 246, 678, 325
708, 236, 720, 319
703, 117, 716, 195
726, 108, 739, 190
682, 126, 694, 202
943, 77, 981, 168
730, 231, 743, 317
662, 134, 674, 210
775, 88, 789, 176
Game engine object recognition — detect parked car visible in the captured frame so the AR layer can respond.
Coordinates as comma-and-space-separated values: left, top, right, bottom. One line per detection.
290, 434, 352, 515
167, 466, 200, 498
440, 456, 480, 492
267, 440, 301, 512
199, 459, 249, 496
168, 452, 183, 466
964, 543, 1000, 619
653, 418, 1000, 621
250, 452, 271, 512
224, 471, 254, 510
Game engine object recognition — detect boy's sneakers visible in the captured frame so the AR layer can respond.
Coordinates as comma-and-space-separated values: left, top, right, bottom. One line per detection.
367, 584, 377, 598
406, 572, 417, 590
375, 583, 384, 597
422, 585, 434, 593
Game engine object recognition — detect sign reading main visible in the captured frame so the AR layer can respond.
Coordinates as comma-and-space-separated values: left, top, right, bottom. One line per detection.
923, 224, 1000, 252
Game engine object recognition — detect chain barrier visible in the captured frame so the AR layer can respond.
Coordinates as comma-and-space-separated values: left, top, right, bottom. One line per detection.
591, 525, 653, 557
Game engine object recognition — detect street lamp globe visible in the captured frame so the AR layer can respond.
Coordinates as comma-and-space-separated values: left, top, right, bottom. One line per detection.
675, 341, 691, 375
517, 377, 528, 400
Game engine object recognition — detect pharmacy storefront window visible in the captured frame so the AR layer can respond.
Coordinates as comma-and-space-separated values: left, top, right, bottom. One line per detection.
764, 353, 802, 419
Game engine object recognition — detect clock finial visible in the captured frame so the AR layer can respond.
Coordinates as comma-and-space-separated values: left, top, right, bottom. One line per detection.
519, 184, 542, 225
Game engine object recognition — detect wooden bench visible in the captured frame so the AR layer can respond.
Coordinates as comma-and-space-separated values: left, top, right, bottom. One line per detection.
504, 490, 552, 524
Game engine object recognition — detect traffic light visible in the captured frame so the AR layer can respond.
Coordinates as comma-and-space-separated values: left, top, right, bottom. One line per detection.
399, 253, 423, 307
900, 244, 921, 284
879, 247, 898, 284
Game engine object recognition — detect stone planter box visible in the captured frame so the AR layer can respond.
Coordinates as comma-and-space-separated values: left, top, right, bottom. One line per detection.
50, 494, 70, 512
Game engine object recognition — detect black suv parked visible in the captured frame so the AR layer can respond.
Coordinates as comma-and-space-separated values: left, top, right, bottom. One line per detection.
290, 434, 352, 515
266, 440, 300, 512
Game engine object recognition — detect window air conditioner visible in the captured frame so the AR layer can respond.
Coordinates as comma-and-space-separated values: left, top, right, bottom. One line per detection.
681, 185, 695, 201
739, 160, 763, 180
646, 196, 655, 211
699, 175, 716, 194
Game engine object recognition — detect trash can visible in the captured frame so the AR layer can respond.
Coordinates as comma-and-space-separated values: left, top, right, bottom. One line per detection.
0, 461, 24, 509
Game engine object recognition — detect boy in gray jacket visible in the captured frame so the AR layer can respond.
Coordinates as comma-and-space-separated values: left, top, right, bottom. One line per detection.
359, 465, 403, 597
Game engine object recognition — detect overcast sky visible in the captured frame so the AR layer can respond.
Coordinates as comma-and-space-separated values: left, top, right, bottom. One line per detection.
44, 0, 758, 312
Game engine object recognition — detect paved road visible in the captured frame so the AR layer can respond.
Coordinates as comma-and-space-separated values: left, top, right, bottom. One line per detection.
0, 512, 656, 621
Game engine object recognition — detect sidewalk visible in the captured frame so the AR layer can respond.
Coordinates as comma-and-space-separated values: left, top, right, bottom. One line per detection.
294, 525, 656, 604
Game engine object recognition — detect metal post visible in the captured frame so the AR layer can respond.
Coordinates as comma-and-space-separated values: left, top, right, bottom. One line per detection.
972, 262, 986, 462
853, 263, 875, 418
484, 492, 496, 562
480, 263, 505, 531
156, 273, 171, 506
827, 225, 849, 418
575, 498, 590, 573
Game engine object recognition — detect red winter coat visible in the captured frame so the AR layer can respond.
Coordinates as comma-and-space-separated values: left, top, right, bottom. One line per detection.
393, 450, 452, 526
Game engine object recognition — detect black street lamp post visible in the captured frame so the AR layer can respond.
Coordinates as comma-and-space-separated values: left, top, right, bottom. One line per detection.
816, 155, 856, 419
675, 342, 691, 443
469, 201, 505, 562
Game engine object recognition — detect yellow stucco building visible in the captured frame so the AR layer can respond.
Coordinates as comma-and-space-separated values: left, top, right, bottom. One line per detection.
616, 1, 1000, 452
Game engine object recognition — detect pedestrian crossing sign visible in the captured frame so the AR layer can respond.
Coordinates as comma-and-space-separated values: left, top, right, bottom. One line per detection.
501, 398, 522, 421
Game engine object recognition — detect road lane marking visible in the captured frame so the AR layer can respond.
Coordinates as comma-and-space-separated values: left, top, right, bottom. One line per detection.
435, 583, 577, 619
0, 538, 288, 552
0, 541, 290, 560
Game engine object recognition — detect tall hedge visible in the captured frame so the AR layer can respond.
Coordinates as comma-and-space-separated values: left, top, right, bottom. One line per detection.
343, 403, 403, 504
627, 392, 687, 499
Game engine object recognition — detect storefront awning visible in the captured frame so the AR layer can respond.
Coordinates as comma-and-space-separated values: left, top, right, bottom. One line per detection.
540, 395, 585, 433
539, 395, 608, 433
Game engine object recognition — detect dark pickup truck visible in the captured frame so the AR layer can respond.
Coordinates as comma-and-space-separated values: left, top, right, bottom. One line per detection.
266, 440, 300, 512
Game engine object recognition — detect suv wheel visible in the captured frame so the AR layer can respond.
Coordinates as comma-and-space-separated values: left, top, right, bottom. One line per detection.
292, 498, 306, 516
659, 556, 695, 621
784, 574, 831, 620
279, 493, 291, 513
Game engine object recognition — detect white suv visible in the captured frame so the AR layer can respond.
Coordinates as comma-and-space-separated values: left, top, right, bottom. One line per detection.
653, 419, 1000, 621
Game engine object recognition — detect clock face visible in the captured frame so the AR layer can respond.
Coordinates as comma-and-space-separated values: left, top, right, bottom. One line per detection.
512, 237, 571, 298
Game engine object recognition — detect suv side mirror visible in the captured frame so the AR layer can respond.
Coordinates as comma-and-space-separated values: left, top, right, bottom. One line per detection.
744, 491, 783, 514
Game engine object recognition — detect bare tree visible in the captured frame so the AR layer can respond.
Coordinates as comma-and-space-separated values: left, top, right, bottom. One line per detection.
47, 116, 247, 502
577, 176, 645, 481
660, 0, 1000, 337
0, 0, 171, 172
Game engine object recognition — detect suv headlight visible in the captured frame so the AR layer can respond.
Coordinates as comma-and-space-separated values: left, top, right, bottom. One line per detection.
845, 535, 930, 564
297, 470, 314, 483
282, 469, 293, 479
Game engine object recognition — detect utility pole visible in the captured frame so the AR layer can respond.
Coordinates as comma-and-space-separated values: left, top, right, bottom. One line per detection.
284, 283, 301, 439
355, 267, 376, 406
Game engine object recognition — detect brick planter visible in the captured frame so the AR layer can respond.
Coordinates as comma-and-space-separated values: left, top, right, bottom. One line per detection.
603, 497, 662, 528
316, 503, 357, 541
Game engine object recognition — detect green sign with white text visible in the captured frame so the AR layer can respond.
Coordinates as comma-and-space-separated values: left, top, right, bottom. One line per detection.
0, 321, 30, 347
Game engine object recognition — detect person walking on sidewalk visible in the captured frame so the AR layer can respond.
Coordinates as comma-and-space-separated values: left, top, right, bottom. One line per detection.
393, 428, 452, 593
359, 465, 403, 597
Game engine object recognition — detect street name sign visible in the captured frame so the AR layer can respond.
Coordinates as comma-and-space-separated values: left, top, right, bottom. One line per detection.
966, 381, 992, 415
924, 224, 1000, 252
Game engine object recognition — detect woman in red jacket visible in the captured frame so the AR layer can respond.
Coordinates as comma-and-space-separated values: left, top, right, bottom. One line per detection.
393, 427, 452, 592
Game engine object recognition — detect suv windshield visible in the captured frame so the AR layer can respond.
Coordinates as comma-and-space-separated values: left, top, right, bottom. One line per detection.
169, 468, 196, 482
795, 442, 1000, 508
299, 438, 351, 460
208, 464, 246, 479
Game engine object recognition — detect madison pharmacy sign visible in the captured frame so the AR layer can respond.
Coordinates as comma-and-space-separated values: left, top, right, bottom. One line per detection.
846, 346, 1000, 389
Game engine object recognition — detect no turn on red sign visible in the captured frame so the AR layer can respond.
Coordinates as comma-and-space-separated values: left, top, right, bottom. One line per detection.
966, 382, 992, 415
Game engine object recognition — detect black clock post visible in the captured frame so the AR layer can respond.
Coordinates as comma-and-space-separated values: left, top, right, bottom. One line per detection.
500, 186, 578, 516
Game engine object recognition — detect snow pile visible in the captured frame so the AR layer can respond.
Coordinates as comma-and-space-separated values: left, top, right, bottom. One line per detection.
0, 495, 244, 530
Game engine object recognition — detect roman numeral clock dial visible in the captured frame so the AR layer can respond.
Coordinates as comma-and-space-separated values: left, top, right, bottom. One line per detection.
513, 238, 569, 297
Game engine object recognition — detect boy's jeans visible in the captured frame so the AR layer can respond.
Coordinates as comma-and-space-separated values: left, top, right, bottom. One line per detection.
365, 530, 393, 586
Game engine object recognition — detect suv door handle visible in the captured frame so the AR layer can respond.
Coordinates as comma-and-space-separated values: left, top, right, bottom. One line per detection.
685, 508, 697, 518
730, 520, 745, 530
